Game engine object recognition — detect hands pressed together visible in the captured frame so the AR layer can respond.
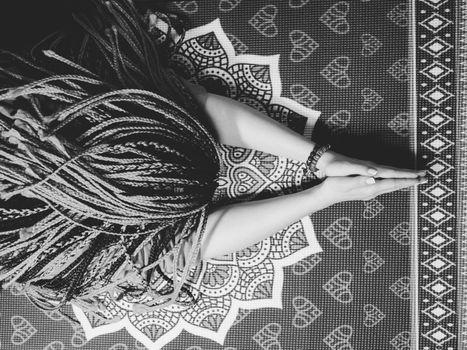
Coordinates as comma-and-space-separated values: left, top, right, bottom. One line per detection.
312, 149, 429, 204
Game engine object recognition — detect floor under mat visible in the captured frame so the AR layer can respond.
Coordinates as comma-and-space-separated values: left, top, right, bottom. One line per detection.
0, 1, 464, 350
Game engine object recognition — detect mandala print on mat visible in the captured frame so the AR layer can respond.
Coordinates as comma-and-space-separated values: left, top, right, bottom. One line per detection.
71, 18, 323, 349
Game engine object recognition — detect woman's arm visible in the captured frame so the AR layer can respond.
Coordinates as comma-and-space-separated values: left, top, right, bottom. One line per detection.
180, 78, 332, 169
198, 172, 423, 261
199, 184, 330, 260
180, 79, 427, 179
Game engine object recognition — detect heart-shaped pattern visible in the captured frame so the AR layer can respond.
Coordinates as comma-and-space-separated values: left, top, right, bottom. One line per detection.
292, 296, 322, 328
321, 217, 353, 250
360, 33, 383, 57
389, 276, 411, 300
291, 254, 322, 276
219, 0, 242, 12
363, 304, 386, 327
252, 323, 282, 350
362, 198, 385, 219
289, 30, 319, 63
43, 341, 64, 350
323, 325, 353, 350
71, 326, 88, 348
390, 331, 411, 349
174, 0, 199, 14
324, 109, 351, 135
388, 112, 410, 137
323, 271, 353, 304
388, 58, 410, 82
363, 250, 385, 274
289, 84, 320, 109
319, 1, 350, 35
321, 56, 351, 88
361, 87, 383, 111
249, 5, 279, 38
11, 315, 37, 345
387, 2, 409, 27
389, 222, 411, 246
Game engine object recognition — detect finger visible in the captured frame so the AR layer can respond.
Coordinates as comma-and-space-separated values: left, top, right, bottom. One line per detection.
374, 177, 425, 195
353, 176, 381, 195
356, 176, 377, 187
348, 162, 379, 176
368, 164, 427, 179
351, 160, 426, 178
341, 162, 380, 177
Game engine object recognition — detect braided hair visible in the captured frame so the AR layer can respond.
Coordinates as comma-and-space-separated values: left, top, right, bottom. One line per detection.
0, 0, 221, 321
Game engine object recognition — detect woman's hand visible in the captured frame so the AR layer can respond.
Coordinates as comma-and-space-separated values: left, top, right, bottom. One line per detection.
314, 175, 427, 205
315, 150, 427, 179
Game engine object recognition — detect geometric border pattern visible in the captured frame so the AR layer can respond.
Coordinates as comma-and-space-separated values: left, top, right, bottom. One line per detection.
416, 1, 458, 349
457, 0, 467, 348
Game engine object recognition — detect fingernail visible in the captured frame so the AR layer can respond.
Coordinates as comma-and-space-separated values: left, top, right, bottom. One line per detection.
368, 168, 378, 176
419, 177, 428, 184
418, 170, 427, 176
366, 177, 376, 184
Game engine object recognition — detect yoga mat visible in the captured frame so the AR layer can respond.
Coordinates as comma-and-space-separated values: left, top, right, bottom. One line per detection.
0, 1, 465, 349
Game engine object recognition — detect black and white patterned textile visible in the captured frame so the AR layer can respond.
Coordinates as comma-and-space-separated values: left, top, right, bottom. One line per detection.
0, 1, 466, 349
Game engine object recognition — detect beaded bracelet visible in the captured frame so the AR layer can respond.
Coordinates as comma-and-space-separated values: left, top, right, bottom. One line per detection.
305, 143, 331, 175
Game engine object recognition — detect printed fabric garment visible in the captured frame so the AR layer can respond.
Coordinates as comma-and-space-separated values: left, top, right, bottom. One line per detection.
0, 2, 216, 324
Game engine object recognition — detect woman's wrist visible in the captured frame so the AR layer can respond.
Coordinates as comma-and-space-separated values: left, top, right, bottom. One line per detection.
315, 148, 335, 171
303, 184, 336, 211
